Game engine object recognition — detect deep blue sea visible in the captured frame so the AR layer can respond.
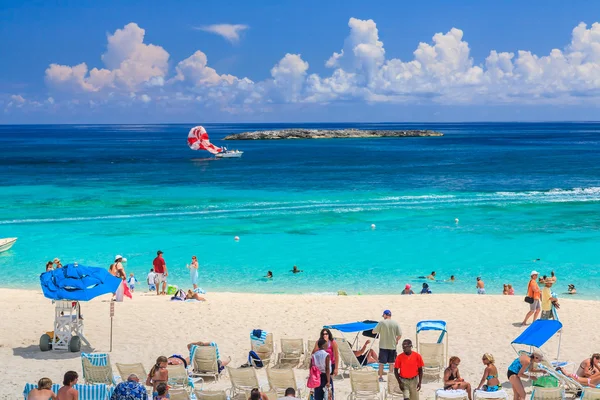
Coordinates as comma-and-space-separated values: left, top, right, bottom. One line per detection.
1, 123, 599, 298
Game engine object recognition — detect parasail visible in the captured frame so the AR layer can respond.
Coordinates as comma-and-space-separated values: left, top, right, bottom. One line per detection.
187, 126, 223, 155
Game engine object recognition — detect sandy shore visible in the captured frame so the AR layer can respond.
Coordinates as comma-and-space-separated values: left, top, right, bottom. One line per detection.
1, 289, 598, 399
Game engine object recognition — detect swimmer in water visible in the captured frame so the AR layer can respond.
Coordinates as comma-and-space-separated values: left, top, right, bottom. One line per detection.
265, 271, 273, 279
449, 275, 456, 282
291, 265, 303, 274
567, 284, 576, 295
425, 271, 436, 280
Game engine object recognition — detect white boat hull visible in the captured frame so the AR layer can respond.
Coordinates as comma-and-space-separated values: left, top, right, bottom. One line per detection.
216, 151, 243, 158
0, 237, 17, 253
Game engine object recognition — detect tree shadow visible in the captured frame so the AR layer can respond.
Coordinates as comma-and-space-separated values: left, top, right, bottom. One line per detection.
13, 344, 95, 360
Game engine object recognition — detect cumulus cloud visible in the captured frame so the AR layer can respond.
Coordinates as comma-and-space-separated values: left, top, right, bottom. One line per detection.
29, 19, 600, 116
195, 24, 249, 43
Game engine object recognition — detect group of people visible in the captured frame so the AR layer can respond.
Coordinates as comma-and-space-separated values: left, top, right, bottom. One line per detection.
264, 266, 304, 279
27, 372, 78, 400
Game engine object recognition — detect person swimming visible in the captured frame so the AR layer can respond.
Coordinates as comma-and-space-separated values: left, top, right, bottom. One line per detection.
418, 271, 436, 280
291, 265, 303, 274
567, 284, 576, 294
265, 271, 273, 279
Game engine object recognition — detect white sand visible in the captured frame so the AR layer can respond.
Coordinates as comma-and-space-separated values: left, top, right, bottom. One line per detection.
1, 289, 598, 399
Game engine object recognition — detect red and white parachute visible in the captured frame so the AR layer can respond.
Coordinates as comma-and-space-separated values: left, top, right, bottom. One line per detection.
187, 126, 222, 155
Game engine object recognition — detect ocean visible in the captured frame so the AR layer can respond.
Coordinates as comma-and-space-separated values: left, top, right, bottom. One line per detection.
1, 122, 599, 298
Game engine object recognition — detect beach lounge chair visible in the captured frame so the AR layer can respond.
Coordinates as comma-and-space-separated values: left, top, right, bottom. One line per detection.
435, 389, 469, 400
81, 352, 115, 385
227, 366, 261, 399
537, 359, 583, 396
190, 344, 221, 382
419, 343, 444, 381
301, 340, 317, 369
473, 389, 509, 400
277, 338, 304, 367
194, 389, 228, 400
337, 337, 366, 377
167, 364, 192, 390
266, 367, 303, 398
264, 390, 279, 400
115, 362, 148, 383
531, 386, 565, 400
251, 332, 275, 367
23, 383, 111, 400
348, 370, 383, 400
170, 388, 192, 400
581, 387, 600, 400
385, 373, 404, 400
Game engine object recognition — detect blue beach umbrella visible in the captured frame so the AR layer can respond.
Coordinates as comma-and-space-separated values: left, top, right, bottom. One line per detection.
40, 263, 122, 301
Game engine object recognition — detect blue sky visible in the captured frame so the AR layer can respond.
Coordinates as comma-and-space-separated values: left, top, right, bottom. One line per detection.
2, 0, 600, 123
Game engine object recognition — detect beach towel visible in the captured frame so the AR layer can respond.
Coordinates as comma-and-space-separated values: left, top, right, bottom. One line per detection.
248, 350, 263, 368
23, 383, 114, 400
194, 287, 206, 294
250, 329, 268, 346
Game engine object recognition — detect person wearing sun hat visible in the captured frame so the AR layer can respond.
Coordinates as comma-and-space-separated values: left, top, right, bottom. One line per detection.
53, 258, 62, 269
373, 309, 402, 382
521, 270, 541, 326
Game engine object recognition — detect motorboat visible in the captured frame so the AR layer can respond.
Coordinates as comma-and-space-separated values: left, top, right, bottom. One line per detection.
216, 149, 244, 158
0, 237, 17, 253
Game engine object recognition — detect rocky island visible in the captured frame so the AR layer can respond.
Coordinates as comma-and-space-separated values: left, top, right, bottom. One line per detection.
223, 128, 443, 140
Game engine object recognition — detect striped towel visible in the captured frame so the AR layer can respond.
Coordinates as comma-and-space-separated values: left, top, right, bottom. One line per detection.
23, 383, 112, 400
81, 352, 109, 366
250, 329, 268, 346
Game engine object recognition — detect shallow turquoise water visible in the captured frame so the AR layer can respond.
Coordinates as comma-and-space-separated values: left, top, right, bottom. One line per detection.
1, 123, 599, 298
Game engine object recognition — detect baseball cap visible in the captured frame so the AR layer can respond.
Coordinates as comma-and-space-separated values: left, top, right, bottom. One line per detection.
157, 250, 163, 255
383, 309, 392, 316
531, 270, 539, 276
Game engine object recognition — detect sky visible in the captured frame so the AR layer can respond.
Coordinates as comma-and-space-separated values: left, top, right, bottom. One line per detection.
2, 0, 600, 123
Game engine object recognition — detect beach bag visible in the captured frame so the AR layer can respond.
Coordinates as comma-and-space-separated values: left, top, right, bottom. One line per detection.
248, 350, 263, 368
533, 375, 558, 388
171, 289, 186, 301
524, 296, 534, 304
307, 356, 321, 389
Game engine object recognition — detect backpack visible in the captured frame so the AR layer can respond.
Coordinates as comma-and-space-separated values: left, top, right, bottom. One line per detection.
248, 350, 263, 368
171, 289, 186, 301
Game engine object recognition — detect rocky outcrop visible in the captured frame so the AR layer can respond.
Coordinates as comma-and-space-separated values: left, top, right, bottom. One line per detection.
223, 129, 443, 140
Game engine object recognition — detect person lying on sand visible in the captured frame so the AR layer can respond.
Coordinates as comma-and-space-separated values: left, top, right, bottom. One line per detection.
28, 378, 56, 400
186, 290, 206, 301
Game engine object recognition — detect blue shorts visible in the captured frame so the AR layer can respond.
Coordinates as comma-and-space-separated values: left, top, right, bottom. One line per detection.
378, 348, 397, 364
149, 284, 156, 291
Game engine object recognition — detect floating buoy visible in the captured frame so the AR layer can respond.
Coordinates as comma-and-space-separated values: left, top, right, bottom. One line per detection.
234, 236, 240, 241
454, 218, 459, 223
371, 224, 376, 229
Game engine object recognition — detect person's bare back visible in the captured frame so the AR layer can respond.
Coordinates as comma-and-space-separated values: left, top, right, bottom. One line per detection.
28, 388, 57, 400
57, 386, 78, 400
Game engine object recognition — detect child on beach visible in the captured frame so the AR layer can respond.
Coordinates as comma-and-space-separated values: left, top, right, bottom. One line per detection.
508, 284, 514, 295
27, 377, 56, 400
147, 268, 156, 292
154, 382, 169, 400
147, 356, 169, 397
128, 273, 138, 292
312, 338, 332, 400
57, 371, 78, 400
503, 284, 509, 295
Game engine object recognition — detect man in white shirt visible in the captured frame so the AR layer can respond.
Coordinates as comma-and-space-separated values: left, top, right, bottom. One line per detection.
277, 387, 301, 400
147, 268, 156, 292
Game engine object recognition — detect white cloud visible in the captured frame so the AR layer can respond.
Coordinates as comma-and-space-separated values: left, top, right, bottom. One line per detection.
10, 95, 26, 104
30, 19, 600, 116
196, 24, 249, 43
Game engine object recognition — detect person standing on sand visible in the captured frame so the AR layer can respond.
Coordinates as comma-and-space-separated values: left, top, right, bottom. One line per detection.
187, 255, 199, 290
153, 250, 168, 295
147, 268, 156, 292
522, 271, 541, 326
540, 280, 559, 320
57, 371, 78, 400
373, 309, 402, 382
476, 277, 485, 294
394, 339, 424, 400
28, 377, 56, 400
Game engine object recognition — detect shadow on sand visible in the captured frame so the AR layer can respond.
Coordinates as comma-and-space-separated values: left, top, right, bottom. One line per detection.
13, 344, 95, 360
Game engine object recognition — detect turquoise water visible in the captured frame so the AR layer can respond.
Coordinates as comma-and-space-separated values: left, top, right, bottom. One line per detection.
1, 123, 599, 298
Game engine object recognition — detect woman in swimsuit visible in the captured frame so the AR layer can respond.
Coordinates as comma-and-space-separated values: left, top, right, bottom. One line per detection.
476, 353, 500, 392
557, 367, 600, 387
146, 356, 169, 397
577, 354, 600, 378
507, 352, 545, 400
443, 356, 472, 400
352, 340, 378, 365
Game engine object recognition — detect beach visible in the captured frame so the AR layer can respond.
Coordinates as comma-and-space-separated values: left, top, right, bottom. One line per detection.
1, 289, 598, 399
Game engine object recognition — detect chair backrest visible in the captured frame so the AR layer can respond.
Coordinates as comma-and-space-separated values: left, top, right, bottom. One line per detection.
227, 366, 260, 390
419, 343, 444, 367
350, 370, 380, 394
194, 346, 219, 373
281, 339, 304, 355
264, 390, 279, 400
337, 337, 362, 368
533, 387, 565, 400
169, 388, 191, 400
167, 364, 189, 388
267, 368, 297, 393
193, 389, 228, 400
253, 333, 274, 357
81, 356, 114, 385
582, 387, 600, 400
115, 363, 148, 383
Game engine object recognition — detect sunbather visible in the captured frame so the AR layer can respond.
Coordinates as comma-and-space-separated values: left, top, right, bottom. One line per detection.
167, 341, 231, 371
57, 371, 78, 400
186, 290, 206, 301
577, 354, 600, 378
476, 353, 500, 392
443, 356, 472, 400
557, 367, 600, 387
146, 356, 169, 396
353, 339, 378, 365
28, 377, 56, 400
